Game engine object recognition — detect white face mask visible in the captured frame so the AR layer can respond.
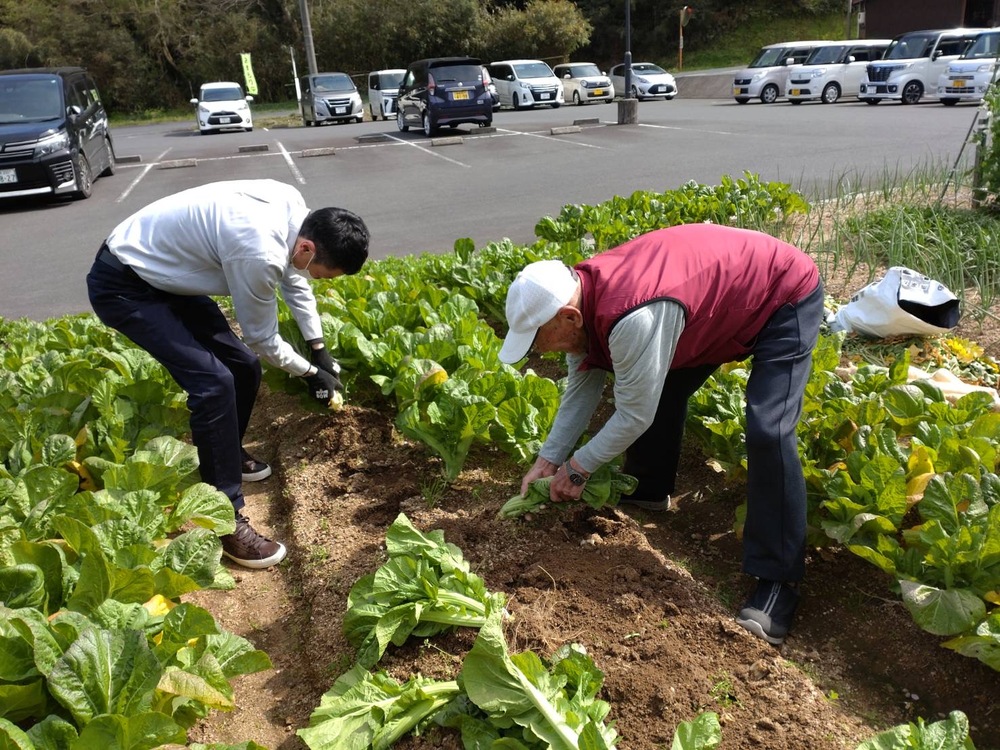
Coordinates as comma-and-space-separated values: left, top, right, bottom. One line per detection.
289, 248, 316, 279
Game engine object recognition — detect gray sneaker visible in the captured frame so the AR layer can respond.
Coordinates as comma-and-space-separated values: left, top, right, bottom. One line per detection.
736, 579, 800, 645
221, 513, 286, 569
241, 448, 272, 482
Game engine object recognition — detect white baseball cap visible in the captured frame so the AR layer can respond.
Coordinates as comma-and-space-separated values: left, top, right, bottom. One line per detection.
499, 260, 578, 364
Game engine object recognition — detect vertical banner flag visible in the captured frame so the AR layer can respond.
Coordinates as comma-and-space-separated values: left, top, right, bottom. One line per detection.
241, 52, 258, 96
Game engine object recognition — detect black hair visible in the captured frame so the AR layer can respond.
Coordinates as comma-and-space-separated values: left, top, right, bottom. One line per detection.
298, 207, 370, 274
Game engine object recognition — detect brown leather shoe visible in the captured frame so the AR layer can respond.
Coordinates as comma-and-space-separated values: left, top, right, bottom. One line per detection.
221, 513, 286, 569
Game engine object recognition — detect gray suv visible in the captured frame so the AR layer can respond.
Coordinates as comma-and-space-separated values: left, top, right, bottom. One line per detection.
396, 57, 493, 137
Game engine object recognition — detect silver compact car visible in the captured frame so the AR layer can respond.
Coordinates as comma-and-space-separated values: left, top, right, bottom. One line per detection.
553, 62, 614, 105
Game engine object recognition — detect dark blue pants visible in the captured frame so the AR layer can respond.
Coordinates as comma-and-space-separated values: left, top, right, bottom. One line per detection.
624, 281, 824, 582
86, 248, 261, 512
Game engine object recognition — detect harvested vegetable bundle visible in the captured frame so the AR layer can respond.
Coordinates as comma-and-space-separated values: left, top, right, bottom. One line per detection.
498, 464, 638, 519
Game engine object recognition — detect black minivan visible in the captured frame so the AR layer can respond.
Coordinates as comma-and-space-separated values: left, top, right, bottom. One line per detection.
396, 57, 493, 137
0, 66, 115, 200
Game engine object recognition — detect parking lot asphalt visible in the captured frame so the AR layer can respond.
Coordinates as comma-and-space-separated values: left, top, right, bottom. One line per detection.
1, 97, 982, 320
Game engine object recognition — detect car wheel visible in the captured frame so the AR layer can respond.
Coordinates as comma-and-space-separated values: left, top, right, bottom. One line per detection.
821, 83, 841, 104
74, 155, 93, 199
573, 91, 582, 105
370, 105, 377, 120
422, 111, 435, 137
901, 81, 923, 105
397, 108, 408, 132
631, 85, 642, 101
245, 126, 253, 132
941, 98, 959, 106
101, 136, 117, 177
735, 97, 750, 104
511, 93, 521, 111
356, 116, 364, 124
760, 84, 779, 104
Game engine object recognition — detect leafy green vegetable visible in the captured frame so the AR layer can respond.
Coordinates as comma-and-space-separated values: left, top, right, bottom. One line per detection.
458, 607, 618, 749
854, 710, 976, 750
343, 514, 500, 668
498, 464, 638, 519
297, 665, 460, 750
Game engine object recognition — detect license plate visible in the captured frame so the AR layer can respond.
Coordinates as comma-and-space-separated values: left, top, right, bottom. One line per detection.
593, 89, 604, 96
453, 90, 469, 100
335, 107, 347, 114
219, 117, 231, 124
951, 79, 969, 88
541, 93, 551, 99
0, 168, 15, 184
733, 87, 742, 95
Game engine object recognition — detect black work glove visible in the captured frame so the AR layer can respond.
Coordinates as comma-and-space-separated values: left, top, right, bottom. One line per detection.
307, 339, 342, 378
303, 368, 343, 405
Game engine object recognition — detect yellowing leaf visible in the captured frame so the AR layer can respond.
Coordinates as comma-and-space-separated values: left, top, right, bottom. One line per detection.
905, 473, 935, 507
985, 591, 1000, 605
143, 594, 176, 617
328, 391, 345, 411
907, 446, 935, 477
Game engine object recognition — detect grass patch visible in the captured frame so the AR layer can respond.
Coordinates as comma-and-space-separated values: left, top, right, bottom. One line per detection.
681, 12, 852, 71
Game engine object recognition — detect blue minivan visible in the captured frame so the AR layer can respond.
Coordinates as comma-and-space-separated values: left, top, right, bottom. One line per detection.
396, 57, 493, 137
0, 66, 115, 200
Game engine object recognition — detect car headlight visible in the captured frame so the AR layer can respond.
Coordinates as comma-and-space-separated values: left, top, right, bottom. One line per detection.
198, 105, 211, 115
810, 68, 827, 78
237, 101, 248, 111
635, 76, 649, 84
751, 72, 764, 82
978, 63, 995, 73
35, 130, 69, 157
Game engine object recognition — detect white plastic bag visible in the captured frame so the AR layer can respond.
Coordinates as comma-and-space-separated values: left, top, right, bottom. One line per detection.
829, 266, 960, 338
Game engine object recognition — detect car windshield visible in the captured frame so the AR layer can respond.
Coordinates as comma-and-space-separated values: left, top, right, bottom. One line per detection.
0, 77, 62, 123
748, 47, 794, 67
312, 74, 355, 93
429, 64, 482, 83
632, 63, 666, 74
569, 64, 602, 77
884, 33, 936, 60
202, 86, 244, 102
378, 71, 403, 88
963, 32, 1000, 59
804, 45, 849, 65
512, 62, 554, 79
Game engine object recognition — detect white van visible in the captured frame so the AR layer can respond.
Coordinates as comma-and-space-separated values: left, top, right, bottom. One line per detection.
785, 40, 891, 104
936, 28, 1000, 105
859, 28, 987, 104
367, 69, 405, 120
733, 40, 840, 104
487, 59, 564, 109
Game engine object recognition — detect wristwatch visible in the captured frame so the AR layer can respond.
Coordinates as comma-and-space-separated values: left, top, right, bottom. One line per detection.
564, 460, 588, 486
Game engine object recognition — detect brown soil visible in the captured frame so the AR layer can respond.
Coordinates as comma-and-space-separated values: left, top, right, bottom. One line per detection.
185, 333, 1000, 750
184, 199, 1000, 750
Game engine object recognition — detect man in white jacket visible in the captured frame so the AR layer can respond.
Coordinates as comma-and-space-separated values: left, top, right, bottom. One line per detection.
86, 179, 369, 569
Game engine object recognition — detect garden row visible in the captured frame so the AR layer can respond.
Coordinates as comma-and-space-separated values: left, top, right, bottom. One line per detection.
0, 173, 996, 750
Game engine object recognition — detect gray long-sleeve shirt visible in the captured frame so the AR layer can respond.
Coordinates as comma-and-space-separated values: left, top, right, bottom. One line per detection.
539, 299, 686, 473
106, 179, 321, 376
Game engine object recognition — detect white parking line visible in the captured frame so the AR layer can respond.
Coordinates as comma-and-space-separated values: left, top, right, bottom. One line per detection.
276, 141, 306, 184
116, 147, 171, 202
382, 134, 471, 168
634, 122, 738, 136
493, 127, 605, 149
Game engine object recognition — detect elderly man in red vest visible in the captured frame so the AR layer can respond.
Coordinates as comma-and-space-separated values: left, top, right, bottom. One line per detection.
499, 223, 823, 645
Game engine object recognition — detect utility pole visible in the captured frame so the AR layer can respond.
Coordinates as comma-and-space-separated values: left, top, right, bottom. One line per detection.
298, 0, 318, 76
845, 0, 852, 39
618, 0, 637, 124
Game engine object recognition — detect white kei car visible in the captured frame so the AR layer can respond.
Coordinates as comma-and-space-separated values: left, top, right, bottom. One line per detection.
190, 81, 253, 134
610, 62, 678, 100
